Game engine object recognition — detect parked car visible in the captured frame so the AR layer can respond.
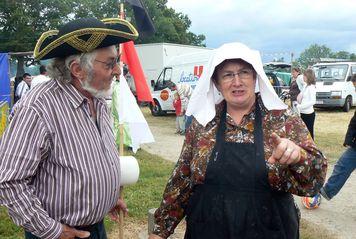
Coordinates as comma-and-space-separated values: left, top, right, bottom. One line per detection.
313, 61, 356, 112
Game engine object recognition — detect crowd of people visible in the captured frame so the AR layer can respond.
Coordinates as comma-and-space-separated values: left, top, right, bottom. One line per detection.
0, 15, 354, 239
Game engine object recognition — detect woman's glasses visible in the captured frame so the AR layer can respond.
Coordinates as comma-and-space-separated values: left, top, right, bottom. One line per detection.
220, 68, 254, 83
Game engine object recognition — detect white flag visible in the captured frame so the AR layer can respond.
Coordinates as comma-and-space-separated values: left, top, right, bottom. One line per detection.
113, 75, 155, 153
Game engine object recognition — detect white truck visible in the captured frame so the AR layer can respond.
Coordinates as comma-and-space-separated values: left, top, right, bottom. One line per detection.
149, 50, 214, 116
313, 61, 356, 112
135, 43, 213, 88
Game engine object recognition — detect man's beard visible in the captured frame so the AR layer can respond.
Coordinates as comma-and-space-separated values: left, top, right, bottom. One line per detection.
81, 74, 114, 99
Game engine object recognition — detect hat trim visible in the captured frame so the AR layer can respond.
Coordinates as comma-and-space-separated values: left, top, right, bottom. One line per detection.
34, 18, 139, 60
67, 32, 107, 53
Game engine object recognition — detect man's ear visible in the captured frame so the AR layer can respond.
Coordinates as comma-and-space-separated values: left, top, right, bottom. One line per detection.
70, 61, 84, 80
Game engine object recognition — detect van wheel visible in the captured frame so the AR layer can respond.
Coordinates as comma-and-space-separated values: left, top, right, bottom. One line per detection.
343, 96, 352, 112
150, 100, 164, 116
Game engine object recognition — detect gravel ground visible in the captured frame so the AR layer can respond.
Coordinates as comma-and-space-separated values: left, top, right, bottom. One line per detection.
109, 107, 356, 239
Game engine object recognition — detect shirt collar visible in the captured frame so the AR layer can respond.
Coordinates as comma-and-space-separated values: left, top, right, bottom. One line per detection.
55, 79, 106, 109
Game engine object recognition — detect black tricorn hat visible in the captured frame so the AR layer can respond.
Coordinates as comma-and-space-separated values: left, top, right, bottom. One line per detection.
34, 17, 138, 60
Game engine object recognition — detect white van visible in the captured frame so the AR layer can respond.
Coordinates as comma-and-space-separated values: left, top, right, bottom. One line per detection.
313, 61, 356, 112
149, 50, 213, 116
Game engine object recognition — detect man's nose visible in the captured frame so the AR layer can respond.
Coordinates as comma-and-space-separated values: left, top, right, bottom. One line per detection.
112, 63, 121, 77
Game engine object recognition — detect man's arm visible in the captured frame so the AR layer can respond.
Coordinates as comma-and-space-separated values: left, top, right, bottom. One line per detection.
0, 106, 62, 239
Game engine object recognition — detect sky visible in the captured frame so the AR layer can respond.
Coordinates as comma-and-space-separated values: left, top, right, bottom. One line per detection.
166, 0, 356, 63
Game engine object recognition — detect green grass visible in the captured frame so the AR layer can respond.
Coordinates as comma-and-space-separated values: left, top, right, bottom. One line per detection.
118, 149, 174, 219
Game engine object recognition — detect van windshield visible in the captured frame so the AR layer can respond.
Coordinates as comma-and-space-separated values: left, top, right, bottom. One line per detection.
313, 64, 348, 82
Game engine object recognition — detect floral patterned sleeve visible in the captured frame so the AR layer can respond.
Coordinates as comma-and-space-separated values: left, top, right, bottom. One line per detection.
152, 120, 198, 238
267, 109, 328, 196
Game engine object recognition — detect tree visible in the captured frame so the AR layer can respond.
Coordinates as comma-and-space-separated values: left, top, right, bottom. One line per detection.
128, 0, 206, 46
0, 0, 206, 75
331, 51, 350, 60
296, 44, 333, 68
0, 0, 75, 76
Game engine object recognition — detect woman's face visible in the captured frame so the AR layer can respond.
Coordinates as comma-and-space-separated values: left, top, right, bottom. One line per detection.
215, 60, 256, 111
292, 69, 299, 78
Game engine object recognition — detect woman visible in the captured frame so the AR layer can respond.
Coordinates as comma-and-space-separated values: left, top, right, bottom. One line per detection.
149, 43, 327, 239
297, 69, 317, 139
289, 67, 304, 112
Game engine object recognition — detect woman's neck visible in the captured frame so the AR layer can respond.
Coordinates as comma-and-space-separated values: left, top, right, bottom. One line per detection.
226, 98, 256, 125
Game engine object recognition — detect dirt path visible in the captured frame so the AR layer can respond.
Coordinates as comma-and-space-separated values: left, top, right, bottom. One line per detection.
110, 108, 356, 239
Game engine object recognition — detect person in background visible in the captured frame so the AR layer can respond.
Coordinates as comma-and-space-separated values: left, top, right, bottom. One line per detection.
173, 91, 185, 135
149, 42, 327, 239
289, 67, 304, 112
320, 74, 356, 200
296, 69, 316, 139
31, 65, 50, 88
176, 83, 193, 130
15, 73, 31, 101
0, 17, 138, 239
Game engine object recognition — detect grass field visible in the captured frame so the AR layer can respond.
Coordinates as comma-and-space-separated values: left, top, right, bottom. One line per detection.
0, 107, 353, 238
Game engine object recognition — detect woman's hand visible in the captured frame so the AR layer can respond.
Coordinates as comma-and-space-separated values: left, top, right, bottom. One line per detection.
268, 133, 301, 165
148, 234, 164, 239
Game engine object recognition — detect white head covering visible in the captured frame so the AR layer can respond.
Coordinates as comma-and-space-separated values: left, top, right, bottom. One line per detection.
186, 42, 287, 126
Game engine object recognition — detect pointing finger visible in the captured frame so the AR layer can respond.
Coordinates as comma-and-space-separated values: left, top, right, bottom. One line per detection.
271, 133, 282, 148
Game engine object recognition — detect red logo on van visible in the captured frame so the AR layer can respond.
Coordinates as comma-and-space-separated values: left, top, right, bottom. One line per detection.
160, 90, 169, 101
194, 65, 204, 78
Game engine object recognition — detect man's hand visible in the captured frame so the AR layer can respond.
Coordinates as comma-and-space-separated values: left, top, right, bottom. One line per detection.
148, 234, 164, 239
59, 224, 90, 239
268, 133, 301, 165
108, 198, 128, 222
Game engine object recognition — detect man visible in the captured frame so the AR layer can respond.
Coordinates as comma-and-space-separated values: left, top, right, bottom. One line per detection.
320, 74, 356, 200
15, 72, 32, 101
31, 65, 50, 88
0, 17, 138, 239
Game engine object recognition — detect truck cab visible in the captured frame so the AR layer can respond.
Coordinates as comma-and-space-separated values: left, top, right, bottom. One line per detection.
313, 62, 356, 112
149, 51, 213, 116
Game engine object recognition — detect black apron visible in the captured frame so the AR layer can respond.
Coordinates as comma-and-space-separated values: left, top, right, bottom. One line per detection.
184, 102, 299, 239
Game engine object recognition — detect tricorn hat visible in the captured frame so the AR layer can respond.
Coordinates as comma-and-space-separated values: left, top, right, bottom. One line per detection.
34, 17, 138, 60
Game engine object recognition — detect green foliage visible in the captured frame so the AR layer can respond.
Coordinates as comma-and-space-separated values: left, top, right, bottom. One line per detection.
130, 0, 206, 46
296, 44, 356, 69
296, 44, 333, 68
0, 0, 205, 54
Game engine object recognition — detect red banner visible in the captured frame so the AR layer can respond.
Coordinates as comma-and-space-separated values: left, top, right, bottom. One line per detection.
121, 41, 153, 102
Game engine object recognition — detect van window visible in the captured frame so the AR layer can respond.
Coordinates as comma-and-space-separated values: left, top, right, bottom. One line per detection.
313, 64, 348, 82
351, 65, 356, 75
155, 67, 173, 90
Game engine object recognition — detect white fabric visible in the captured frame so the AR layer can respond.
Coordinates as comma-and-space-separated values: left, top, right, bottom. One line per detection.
296, 75, 305, 91
31, 74, 51, 88
297, 85, 316, 114
115, 75, 155, 153
186, 42, 287, 126
176, 83, 193, 111
15, 81, 30, 98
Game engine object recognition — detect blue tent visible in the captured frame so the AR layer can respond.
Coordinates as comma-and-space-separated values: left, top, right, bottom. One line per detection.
0, 53, 11, 105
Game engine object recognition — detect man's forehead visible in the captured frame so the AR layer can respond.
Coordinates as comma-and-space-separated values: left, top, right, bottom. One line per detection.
96, 46, 117, 58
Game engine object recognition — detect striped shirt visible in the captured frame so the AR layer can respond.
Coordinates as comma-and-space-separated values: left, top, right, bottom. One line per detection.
0, 79, 121, 239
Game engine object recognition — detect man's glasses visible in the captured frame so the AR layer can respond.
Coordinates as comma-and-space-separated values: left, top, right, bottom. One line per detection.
94, 56, 120, 70
220, 68, 254, 83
